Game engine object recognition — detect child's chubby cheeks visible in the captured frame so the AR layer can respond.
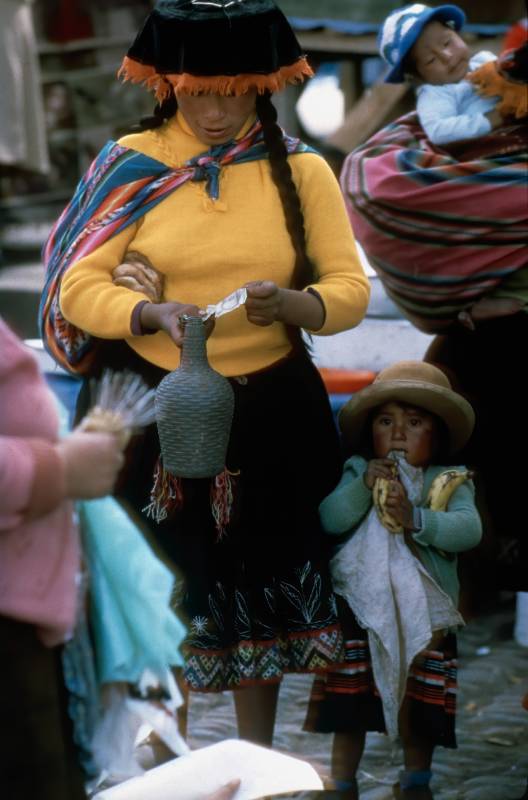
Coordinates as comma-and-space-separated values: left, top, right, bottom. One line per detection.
410, 20, 470, 85
372, 400, 438, 467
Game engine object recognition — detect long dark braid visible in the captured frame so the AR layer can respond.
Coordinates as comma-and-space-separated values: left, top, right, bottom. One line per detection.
132, 90, 178, 132
256, 91, 316, 291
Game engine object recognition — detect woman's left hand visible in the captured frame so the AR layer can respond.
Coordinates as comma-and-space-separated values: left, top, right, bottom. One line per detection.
383, 480, 415, 532
243, 280, 325, 331
244, 280, 281, 327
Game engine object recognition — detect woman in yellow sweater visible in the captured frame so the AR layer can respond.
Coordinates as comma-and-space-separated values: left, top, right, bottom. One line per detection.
47, 0, 370, 747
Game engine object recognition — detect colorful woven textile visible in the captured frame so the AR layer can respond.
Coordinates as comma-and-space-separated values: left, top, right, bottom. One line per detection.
341, 112, 528, 330
39, 121, 314, 374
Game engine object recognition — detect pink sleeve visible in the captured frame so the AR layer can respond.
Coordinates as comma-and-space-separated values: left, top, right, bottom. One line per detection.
0, 436, 67, 530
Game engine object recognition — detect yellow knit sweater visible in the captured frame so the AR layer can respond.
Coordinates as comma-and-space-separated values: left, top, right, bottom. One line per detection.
60, 112, 370, 376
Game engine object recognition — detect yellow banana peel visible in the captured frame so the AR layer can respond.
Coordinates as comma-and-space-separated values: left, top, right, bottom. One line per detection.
425, 469, 474, 511
373, 462, 403, 534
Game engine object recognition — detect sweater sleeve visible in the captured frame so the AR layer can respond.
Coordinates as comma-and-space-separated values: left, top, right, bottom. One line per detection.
0, 436, 67, 530
319, 455, 373, 535
59, 221, 152, 339
412, 479, 482, 553
416, 84, 492, 145
290, 153, 371, 335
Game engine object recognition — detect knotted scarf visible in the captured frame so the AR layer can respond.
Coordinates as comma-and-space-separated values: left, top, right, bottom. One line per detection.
39, 119, 314, 374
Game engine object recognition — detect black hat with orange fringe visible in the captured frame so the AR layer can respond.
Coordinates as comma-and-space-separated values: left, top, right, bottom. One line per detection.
118, 0, 313, 102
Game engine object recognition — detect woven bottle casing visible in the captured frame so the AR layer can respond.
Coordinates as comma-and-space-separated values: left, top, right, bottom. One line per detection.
155, 315, 234, 478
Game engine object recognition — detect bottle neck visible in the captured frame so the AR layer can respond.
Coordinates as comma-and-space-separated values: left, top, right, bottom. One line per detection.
179, 316, 207, 367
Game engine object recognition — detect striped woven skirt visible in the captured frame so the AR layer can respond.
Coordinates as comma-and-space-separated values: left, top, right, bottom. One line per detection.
304, 598, 458, 748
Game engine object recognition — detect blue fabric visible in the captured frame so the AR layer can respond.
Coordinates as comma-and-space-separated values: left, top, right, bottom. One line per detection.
54, 398, 186, 776
79, 496, 186, 684
334, 778, 358, 791
399, 768, 433, 789
286, 15, 506, 36
61, 613, 100, 778
44, 372, 81, 426
329, 393, 352, 427
288, 17, 379, 34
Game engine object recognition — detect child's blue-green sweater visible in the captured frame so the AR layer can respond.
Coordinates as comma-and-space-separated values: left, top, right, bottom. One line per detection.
320, 455, 482, 607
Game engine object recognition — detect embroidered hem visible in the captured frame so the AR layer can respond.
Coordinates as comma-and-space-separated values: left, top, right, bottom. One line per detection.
182, 623, 345, 692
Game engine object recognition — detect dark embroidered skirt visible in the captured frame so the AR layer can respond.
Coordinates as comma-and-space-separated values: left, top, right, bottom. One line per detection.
304, 599, 458, 749
80, 346, 345, 692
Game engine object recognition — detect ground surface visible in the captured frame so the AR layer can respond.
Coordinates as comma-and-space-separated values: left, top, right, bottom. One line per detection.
186, 606, 528, 800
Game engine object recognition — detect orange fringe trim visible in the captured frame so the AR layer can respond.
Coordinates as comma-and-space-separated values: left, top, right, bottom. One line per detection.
468, 60, 528, 120
118, 56, 314, 102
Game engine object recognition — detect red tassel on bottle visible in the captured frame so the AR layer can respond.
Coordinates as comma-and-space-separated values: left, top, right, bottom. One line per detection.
210, 468, 239, 541
144, 458, 239, 537
143, 457, 184, 523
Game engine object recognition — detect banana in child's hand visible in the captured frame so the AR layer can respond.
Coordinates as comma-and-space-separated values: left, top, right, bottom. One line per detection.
426, 469, 474, 511
373, 462, 403, 534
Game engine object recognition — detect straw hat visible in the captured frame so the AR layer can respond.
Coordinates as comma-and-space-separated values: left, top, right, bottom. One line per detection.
378, 3, 466, 83
118, 0, 313, 101
338, 360, 475, 454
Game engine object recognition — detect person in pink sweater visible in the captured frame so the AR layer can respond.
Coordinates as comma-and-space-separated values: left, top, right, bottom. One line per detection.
0, 316, 124, 800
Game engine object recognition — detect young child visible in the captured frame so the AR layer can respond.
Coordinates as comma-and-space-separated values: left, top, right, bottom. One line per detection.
304, 361, 482, 800
378, 3, 501, 145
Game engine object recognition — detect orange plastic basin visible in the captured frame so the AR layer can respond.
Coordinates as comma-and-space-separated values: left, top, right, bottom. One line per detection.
318, 368, 376, 394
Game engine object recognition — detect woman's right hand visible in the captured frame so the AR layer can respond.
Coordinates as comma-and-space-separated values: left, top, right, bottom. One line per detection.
56, 430, 125, 499
364, 458, 397, 490
112, 251, 164, 303
140, 302, 215, 346
112, 251, 216, 344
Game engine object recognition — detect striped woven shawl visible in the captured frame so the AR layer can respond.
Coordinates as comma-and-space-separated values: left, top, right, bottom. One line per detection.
341, 112, 528, 331
39, 121, 314, 374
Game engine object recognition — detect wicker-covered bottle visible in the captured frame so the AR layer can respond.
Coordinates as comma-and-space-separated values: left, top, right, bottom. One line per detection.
155, 315, 234, 478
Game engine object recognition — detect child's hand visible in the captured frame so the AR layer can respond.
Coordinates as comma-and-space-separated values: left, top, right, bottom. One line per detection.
364, 458, 397, 490
383, 480, 414, 531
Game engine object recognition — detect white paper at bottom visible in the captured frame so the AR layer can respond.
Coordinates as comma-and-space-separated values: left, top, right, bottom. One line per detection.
92, 738, 324, 800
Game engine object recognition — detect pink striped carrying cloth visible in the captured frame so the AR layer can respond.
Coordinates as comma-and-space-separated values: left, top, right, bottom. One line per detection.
341, 112, 527, 330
